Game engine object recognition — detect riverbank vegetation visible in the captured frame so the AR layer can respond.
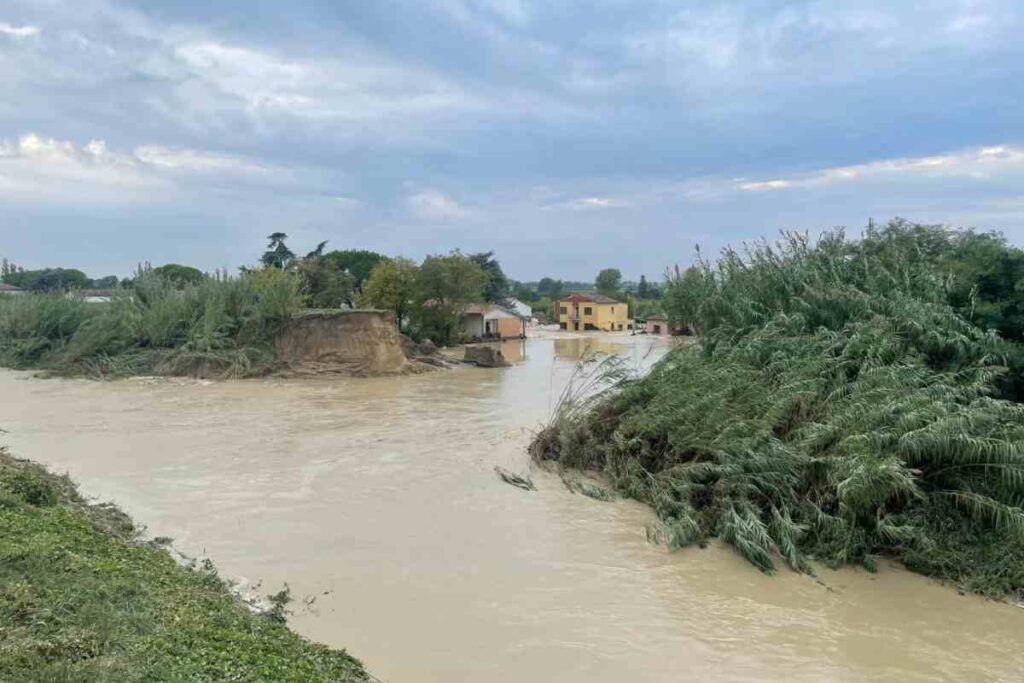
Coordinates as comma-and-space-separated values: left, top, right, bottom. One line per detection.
532, 220, 1024, 600
0, 447, 368, 682
0, 267, 304, 378
0, 235, 526, 377
1, 229, 670, 376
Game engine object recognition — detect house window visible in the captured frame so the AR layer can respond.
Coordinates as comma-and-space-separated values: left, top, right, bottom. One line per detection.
583, 307, 593, 315
560, 306, 567, 314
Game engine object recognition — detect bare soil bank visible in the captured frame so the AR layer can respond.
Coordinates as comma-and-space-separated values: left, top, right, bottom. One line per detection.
274, 309, 446, 377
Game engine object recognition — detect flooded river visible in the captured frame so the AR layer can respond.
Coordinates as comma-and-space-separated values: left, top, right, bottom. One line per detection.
1, 333, 1022, 682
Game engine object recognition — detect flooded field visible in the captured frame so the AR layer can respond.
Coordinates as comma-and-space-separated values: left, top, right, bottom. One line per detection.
1, 332, 1022, 682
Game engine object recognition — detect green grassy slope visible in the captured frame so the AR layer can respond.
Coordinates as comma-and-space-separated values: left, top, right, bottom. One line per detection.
0, 449, 368, 683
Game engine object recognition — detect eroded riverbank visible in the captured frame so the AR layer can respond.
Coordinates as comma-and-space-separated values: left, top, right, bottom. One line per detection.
2, 334, 1023, 682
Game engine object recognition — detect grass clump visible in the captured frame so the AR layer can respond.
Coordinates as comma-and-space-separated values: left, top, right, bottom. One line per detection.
0, 267, 303, 379
0, 448, 368, 682
532, 221, 1024, 599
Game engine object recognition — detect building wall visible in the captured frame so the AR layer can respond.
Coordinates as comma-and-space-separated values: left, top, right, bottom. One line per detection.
645, 319, 669, 335
495, 316, 524, 339
464, 308, 525, 339
555, 298, 630, 331
592, 303, 630, 331
462, 314, 485, 339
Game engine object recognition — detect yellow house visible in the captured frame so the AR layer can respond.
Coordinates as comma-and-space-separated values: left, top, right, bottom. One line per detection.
553, 293, 631, 332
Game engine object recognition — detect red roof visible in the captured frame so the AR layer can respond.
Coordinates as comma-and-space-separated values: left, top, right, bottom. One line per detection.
0, 283, 23, 292
556, 292, 620, 304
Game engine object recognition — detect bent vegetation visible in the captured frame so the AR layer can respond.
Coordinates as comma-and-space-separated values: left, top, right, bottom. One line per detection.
532, 220, 1024, 601
0, 268, 304, 379
0, 447, 368, 682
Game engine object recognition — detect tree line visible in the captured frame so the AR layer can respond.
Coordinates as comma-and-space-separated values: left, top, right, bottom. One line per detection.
253, 233, 510, 346
3, 235, 666, 344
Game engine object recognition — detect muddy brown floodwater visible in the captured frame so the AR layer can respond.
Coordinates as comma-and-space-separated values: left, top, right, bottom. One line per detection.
2, 332, 1023, 682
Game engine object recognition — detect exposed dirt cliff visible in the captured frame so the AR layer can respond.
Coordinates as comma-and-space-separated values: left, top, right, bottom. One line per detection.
275, 310, 421, 377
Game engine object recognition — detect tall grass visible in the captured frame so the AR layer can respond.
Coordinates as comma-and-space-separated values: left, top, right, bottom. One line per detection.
533, 222, 1024, 598
0, 267, 304, 378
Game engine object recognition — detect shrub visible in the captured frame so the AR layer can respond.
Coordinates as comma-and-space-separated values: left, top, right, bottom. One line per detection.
535, 221, 1024, 598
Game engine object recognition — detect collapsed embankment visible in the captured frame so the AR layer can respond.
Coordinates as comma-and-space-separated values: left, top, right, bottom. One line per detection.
275, 309, 422, 377
0, 447, 369, 682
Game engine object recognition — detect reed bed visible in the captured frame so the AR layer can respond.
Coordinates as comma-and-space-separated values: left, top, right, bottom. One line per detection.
532, 223, 1024, 598
0, 268, 303, 378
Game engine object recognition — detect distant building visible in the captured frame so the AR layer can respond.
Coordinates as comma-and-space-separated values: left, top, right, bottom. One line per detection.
505, 297, 533, 320
645, 315, 670, 336
553, 293, 630, 332
0, 283, 25, 296
73, 289, 115, 303
461, 303, 527, 340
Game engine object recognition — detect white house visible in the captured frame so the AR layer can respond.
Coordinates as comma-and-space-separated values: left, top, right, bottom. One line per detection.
506, 297, 533, 320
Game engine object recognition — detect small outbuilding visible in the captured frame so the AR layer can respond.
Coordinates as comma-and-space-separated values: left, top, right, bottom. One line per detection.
0, 283, 25, 296
461, 304, 527, 340
645, 315, 670, 336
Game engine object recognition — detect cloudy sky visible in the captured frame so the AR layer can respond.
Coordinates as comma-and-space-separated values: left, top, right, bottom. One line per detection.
2, 0, 1024, 281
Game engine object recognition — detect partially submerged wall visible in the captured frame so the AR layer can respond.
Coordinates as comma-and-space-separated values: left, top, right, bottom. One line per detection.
275, 310, 413, 376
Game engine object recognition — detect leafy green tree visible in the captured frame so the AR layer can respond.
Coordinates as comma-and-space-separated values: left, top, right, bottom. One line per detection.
261, 233, 295, 269
537, 277, 564, 297
322, 250, 386, 288
2, 269, 30, 288
360, 258, 419, 327
637, 275, 650, 298
1, 258, 19, 279
305, 241, 328, 260
89, 275, 120, 289
595, 268, 622, 296
511, 281, 537, 301
664, 264, 711, 334
411, 251, 487, 345
469, 251, 509, 303
628, 295, 663, 320
151, 264, 205, 288
285, 243, 356, 308
296, 256, 355, 309
5, 268, 90, 291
